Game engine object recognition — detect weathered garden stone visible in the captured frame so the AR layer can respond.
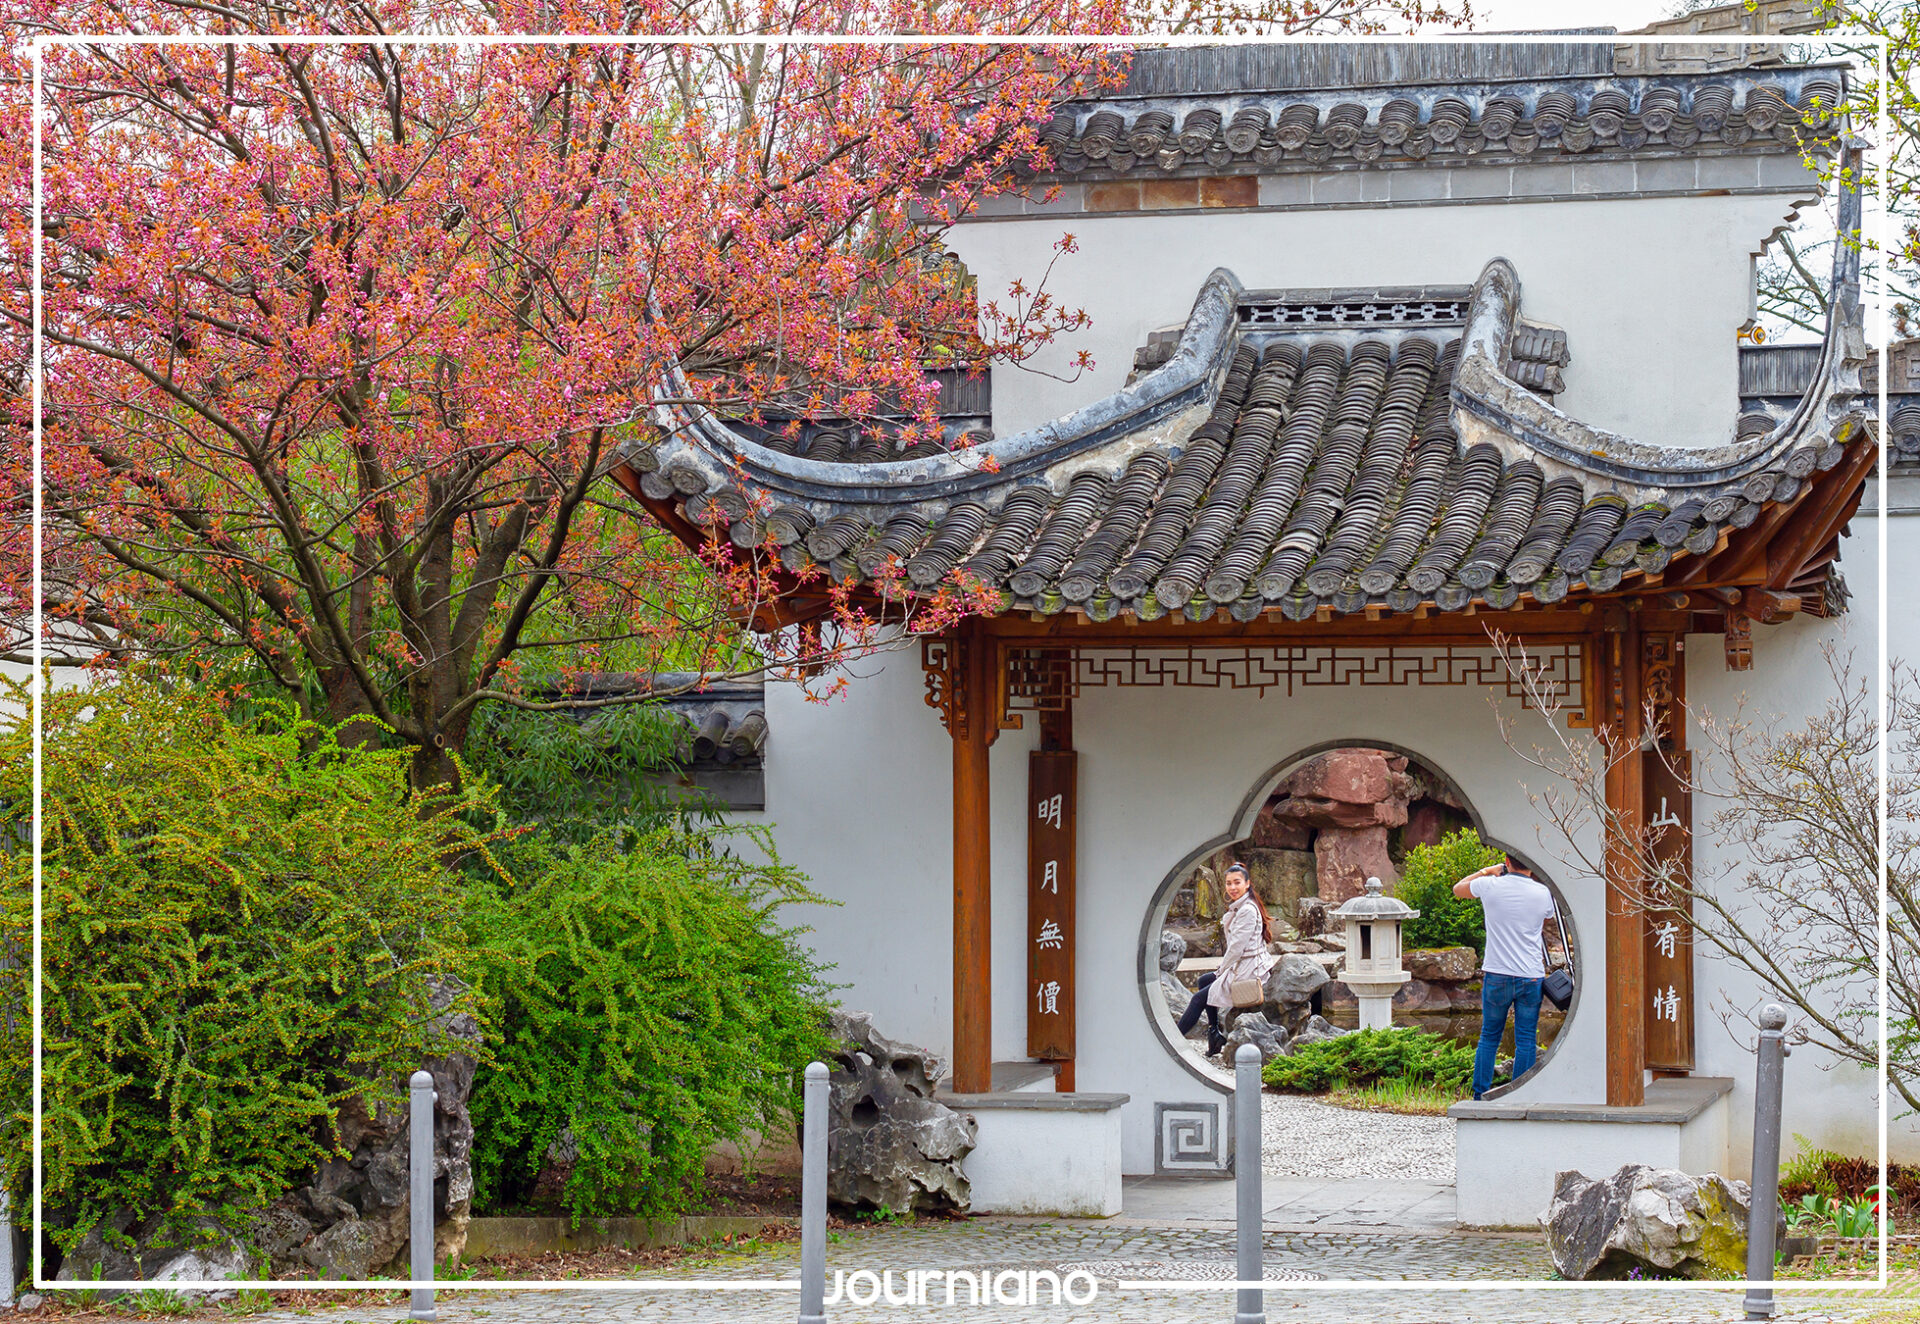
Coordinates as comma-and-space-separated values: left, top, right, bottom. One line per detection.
1263, 953, 1330, 1006
1391, 977, 1440, 1010
820, 1010, 976, 1214
1241, 848, 1317, 926
1543, 1165, 1769, 1280
1407, 946, 1479, 982
1314, 825, 1401, 905
1222, 1011, 1289, 1064
262, 983, 480, 1278
1165, 920, 1223, 959
1295, 896, 1329, 937
55, 1212, 252, 1300
1159, 928, 1186, 976
1291, 1015, 1350, 1047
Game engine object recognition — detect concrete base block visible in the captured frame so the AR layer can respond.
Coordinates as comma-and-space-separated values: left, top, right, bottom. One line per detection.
936, 1091, 1130, 1217
1450, 1077, 1733, 1228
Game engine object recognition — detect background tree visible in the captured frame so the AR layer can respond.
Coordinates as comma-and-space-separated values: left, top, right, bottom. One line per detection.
1740, 0, 1917, 337
1491, 635, 1918, 1113
1, 3, 1470, 788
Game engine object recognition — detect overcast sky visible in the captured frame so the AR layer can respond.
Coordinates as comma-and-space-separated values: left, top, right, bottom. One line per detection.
1466, 0, 1680, 32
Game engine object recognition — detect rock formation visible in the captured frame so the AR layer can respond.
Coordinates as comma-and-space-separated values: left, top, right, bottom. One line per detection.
257, 983, 479, 1279
817, 1010, 977, 1214
1222, 1011, 1289, 1064
1262, 748, 1417, 905
1543, 1165, 1772, 1280
1260, 954, 1331, 1034
55, 1213, 253, 1299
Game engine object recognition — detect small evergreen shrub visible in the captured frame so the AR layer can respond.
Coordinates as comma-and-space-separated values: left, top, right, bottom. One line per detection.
0, 677, 489, 1250
1398, 827, 1506, 956
465, 826, 838, 1223
1262, 1028, 1476, 1094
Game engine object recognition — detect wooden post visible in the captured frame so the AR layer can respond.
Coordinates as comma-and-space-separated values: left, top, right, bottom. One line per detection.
951, 621, 994, 1094
1600, 613, 1648, 1107
1029, 691, 1076, 1090
1643, 631, 1695, 1073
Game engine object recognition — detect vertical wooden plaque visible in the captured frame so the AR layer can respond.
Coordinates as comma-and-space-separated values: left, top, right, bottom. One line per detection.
1027, 750, 1076, 1062
1644, 751, 1696, 1071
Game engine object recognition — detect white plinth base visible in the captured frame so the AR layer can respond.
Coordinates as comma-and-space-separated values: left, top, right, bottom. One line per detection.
1449, 1077, 1734, 1227
1354, 995, 1395, 1030
1344, 976, 1408, 1031
935, 1090, 1130, 1217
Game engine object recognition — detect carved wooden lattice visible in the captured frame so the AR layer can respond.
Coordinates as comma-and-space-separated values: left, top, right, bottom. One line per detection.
1003, 643, 1585, 723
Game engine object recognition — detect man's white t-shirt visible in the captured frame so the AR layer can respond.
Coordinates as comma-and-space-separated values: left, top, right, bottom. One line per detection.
1471, 873, 1555, 978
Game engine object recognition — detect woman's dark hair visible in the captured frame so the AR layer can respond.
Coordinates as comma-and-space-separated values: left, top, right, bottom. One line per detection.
1224, 861, 1273, 942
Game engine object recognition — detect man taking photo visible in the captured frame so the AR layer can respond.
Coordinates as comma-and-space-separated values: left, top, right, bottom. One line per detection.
1454, 856, 1555, 1100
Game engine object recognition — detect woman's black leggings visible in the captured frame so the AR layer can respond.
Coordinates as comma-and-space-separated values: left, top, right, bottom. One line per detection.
1175, 973, 1221, 1036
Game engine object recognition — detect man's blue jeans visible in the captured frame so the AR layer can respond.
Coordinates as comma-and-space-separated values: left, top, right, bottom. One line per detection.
1474, 972, 1543, 1099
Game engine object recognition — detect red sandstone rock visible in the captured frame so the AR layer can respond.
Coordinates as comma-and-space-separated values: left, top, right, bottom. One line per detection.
1403, 800, 1447, 849
1287, 748, 1392, 805
1313, 824, 1401, 905
1406, 946, 1479, 983
1251, 802, 1315, 849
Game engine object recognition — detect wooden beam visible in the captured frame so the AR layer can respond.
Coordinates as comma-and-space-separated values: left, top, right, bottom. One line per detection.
1764, 443, 1878, 588
951, 620, 994, 1094
1600, 616, 1648, 1107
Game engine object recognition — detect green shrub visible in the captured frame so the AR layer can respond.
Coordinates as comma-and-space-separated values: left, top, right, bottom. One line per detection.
465, 826, 838, 1223
0, 676, 490, 1250
1398, 827, 1506, 956
1262, 1028, 1476, 1094
463, 699, 698, 845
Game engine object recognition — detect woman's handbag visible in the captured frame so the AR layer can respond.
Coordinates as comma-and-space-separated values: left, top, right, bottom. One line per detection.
1541, 892, 1575, 1011
1229, 978, 1266, 1010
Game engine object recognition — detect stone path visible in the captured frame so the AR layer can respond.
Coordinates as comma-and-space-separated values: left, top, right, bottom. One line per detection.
1261, 1093, 1455, 1182
219, 1217, 1908, 1324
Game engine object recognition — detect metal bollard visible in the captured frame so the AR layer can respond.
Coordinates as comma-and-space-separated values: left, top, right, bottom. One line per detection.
798, 1062, 830, 1324
1234, 1043, 1266, 1324
1743, 1004, 1790, 1320
410, 1070, 436, 1323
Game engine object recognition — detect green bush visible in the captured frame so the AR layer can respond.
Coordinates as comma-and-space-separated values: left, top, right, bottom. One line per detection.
1398, 827, 1506, 956
465, 826, 838, 1223
1262, 1028, 1476, 1094
0, 677, 489, 1250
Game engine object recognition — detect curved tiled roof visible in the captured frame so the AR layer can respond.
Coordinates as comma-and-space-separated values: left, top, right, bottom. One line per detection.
1023, 71, 1845, 180
621, 153, 1869, 624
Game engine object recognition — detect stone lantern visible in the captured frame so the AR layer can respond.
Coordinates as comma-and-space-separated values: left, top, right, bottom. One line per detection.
1329, 876, 1419, 1031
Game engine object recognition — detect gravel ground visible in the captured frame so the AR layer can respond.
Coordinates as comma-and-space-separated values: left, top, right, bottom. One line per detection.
1261, 1092, 1457, 1182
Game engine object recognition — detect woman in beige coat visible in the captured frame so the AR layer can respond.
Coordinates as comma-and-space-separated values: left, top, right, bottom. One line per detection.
1175, 863, 1279, 1057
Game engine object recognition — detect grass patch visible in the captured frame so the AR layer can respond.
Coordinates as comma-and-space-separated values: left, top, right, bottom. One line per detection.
1321, 1077, 1464, 1115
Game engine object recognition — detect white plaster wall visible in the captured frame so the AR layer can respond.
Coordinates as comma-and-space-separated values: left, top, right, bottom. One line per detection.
1683, 512, 1920, 1173
945, 187, 1816, 449
758, 644, 1611, 1175
757, 506, 1915, 1177
958, 1106, 1125, 1216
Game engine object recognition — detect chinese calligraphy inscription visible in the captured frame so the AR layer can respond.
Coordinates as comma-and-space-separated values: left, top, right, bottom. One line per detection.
1028, 750, 1077, 1060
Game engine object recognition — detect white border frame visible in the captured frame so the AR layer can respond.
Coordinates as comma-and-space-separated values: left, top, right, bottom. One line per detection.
29, 27, 1892, 1300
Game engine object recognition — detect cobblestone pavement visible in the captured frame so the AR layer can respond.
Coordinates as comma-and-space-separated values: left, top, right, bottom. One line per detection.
227, 1217, 1915, 1324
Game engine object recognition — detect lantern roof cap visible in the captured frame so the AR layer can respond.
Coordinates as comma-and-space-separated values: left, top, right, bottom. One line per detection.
1329, 876, 1420, 920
